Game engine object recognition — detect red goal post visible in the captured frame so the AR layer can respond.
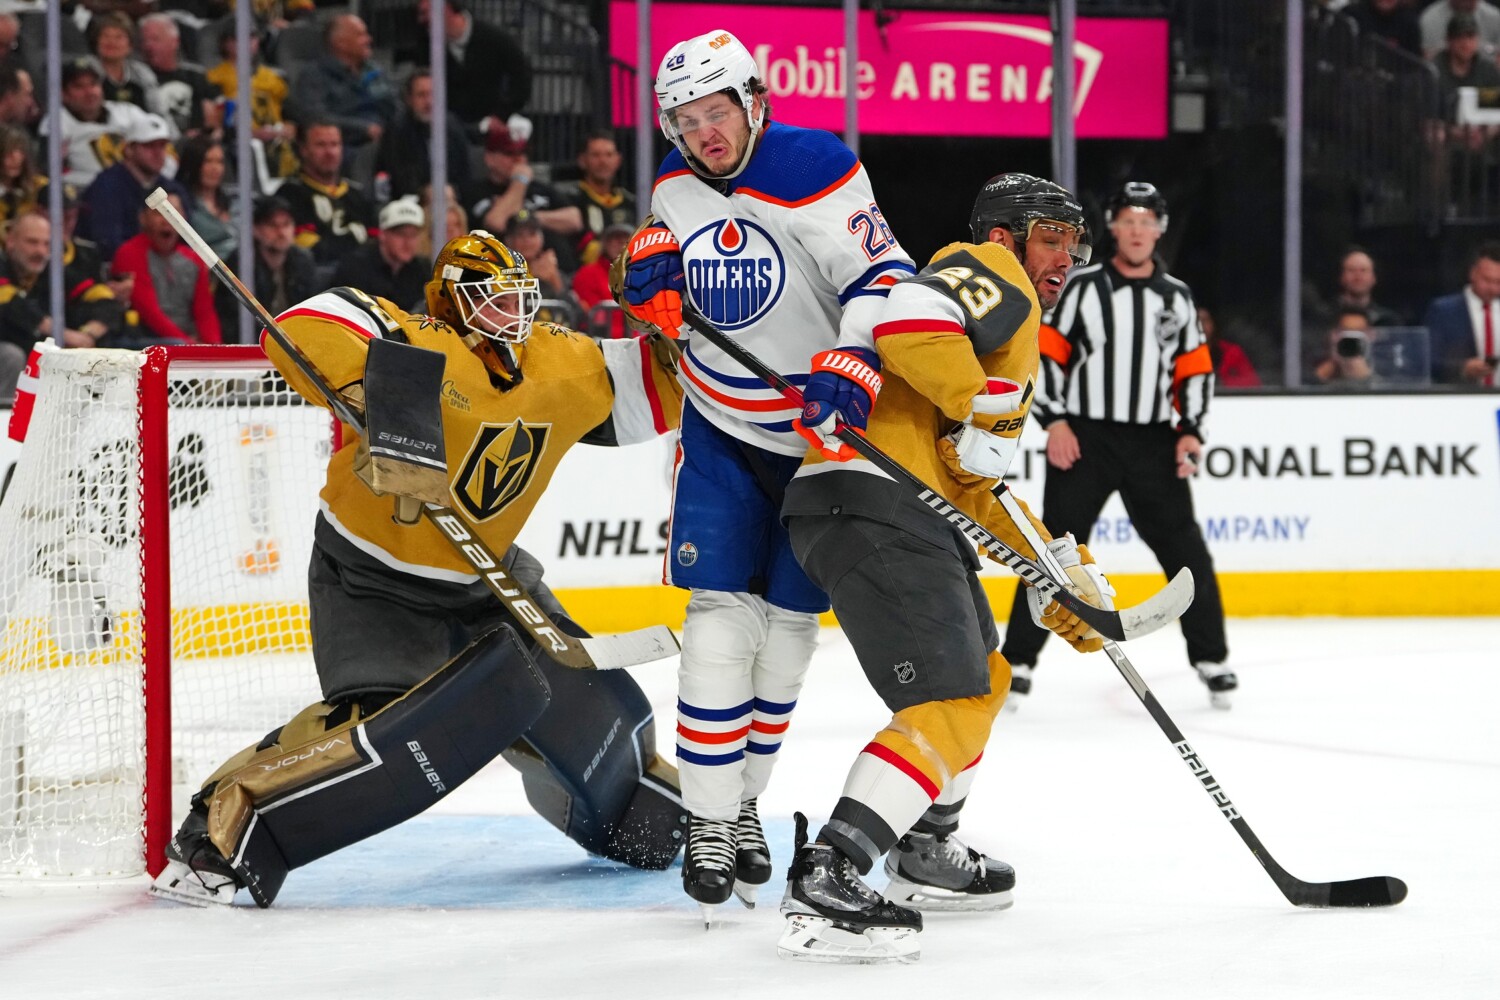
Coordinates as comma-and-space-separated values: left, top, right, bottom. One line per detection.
0, 345, 330, 879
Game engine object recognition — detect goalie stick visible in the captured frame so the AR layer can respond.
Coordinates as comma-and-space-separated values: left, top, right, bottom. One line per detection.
677, 302, 1191, 643
146, 188, 677, 671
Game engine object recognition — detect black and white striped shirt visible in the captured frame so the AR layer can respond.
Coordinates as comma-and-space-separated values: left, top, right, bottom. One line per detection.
1034, 260, 1214, 438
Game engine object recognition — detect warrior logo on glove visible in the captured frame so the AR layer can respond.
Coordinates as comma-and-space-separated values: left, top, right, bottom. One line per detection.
794, 347, 882, 461
621, 223, 686, 339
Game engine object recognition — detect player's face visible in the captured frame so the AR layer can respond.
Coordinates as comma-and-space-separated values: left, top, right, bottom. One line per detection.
1109, 207, 1162, 266
1022, 220, 1085, 308
671, 92, 753, 176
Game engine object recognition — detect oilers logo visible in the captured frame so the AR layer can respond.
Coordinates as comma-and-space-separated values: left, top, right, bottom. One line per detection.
681, 218, 786, 332
676, 541, 699, 567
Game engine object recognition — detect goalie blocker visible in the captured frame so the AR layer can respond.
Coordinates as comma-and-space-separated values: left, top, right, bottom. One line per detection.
153, 618, 687, 909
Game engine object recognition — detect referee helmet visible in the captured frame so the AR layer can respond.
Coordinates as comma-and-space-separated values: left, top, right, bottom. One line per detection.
1105, 181, 1169, 233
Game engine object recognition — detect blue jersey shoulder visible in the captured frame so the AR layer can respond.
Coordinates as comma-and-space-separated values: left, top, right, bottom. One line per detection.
656, 145, 690, 182
732, 122, 858, 201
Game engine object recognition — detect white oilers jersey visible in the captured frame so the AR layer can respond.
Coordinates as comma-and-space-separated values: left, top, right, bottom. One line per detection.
39, 102, 157, 188
651, 122, 915, 456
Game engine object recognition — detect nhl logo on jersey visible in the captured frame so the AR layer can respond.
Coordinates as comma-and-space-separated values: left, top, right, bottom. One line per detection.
680, 218, 786, 332
893, 660, 916, 684
1156, 308, 1183, 344
453, 419, 551, 522
676, 541, 698, 567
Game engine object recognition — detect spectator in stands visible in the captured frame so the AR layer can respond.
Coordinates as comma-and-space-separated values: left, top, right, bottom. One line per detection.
1420, 0, 1500, 57
277, 120, 377, 283
0, 63, 37, 131
81, 111, 185, 263
1199, 306, 1262, 387
572, 221, 632, 338
330, 198, 430, 311
1348, 0, 1424, 57
1310, 306, 1377, 385
41, 56, 157, 187
89, 12, 161, 116
204, 31, 296, 179
372, 68, 471, 202
505, 212, 579, 327
414, 0, 531, 126
0, 213, 124, 399
0, 125, 43, 227
251, 194, 319, 317
1337, 247, 1405, 326
138, 13, 219, 139
31, 182, 111, 292
79, 113, 185, 262
1433, 14, 1500, 137
1423, 240, 1500, 384
178, 135, 237, 263
110, 191, 222, 345
566, 131, 638, 265
292, 14, 396, 164
461, 117, 579, 249
418, 182, 467, 256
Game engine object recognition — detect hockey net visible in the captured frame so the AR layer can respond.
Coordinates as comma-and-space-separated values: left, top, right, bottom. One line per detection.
0, 346, 328, 878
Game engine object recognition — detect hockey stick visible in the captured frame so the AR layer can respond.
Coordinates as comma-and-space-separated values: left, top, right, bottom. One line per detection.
1100, 637, 1407, 906
677, 302, 1191, 642
146, 188, 677, 671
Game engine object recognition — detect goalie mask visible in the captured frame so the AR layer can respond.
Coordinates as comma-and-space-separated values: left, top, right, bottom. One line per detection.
426, 230, 541, 385
970, 172, 1091, 267
655, 29, 767, 180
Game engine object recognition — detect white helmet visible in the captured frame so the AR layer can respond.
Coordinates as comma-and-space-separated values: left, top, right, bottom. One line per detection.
654, 29, 766, 179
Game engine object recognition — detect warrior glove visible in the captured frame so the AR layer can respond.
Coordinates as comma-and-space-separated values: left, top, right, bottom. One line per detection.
621, 224, 686, 339
1026, 535, 1116, 653
939, 377, 1028, 492
793, 347, 882, 461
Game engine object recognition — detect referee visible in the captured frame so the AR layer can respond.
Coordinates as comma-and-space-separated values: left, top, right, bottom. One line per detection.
1000, 181, 1234, 709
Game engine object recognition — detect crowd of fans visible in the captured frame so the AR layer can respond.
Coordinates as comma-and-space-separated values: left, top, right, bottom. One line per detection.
0, 0, 640, 401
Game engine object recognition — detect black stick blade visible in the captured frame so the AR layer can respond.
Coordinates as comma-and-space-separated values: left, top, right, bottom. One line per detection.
1285, 875, 1408, 908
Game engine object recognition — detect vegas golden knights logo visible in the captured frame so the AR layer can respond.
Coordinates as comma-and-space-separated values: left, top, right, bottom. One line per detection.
454, 420, 550, 522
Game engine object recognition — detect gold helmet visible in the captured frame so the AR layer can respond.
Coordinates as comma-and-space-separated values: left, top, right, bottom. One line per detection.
426, 230, 541, 384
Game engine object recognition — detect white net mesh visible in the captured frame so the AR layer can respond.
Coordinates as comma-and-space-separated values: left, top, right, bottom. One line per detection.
0, 348, 327, 878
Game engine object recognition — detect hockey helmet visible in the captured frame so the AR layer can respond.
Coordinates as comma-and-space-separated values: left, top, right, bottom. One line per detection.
654, 29, 767, 179
970, 173, 1090, 265
426, 230, 541, 384
1105, 181, 1169, 233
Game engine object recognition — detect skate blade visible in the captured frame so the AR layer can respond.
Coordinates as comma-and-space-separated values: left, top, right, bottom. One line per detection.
733, 879, 759, 909
776, 912, 920, 965
1209, 690, 1233, 710
885, 878, 1014, 912
148, 860, 237, 907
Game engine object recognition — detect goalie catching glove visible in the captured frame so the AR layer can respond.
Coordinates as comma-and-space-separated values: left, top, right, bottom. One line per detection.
794, 347, 882, 461
1026, 535, 1116, 653
939, 377, 1029, 493
620, 223, 685, 339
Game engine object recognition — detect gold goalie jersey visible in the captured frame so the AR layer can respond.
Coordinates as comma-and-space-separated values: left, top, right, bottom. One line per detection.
783, 240, 1054, 559
264, 288, 683, 582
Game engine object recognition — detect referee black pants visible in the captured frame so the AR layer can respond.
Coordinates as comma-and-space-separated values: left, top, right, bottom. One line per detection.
1001, 418, 1228, 668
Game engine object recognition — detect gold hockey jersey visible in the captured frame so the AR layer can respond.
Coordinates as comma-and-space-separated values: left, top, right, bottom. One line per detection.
783, 240, 1054, 560
264, 288, 683, 583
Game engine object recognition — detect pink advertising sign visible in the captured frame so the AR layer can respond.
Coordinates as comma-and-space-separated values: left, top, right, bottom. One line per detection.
609, 3, 1168, 139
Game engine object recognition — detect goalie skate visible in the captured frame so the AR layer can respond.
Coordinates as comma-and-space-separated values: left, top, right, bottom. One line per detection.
883, 830, 1015, 912
733, 798, 771, 909
148, 805, 241, 907
777, 813, 921, 965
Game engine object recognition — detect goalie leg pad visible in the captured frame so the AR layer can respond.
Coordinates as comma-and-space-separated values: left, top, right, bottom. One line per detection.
205, 624, 550, 907
503, 615, 688, 868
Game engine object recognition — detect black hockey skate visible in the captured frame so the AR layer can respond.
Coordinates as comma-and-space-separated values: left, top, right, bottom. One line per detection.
778, 813, 922, 964
1194, 661, 1237, 710
148, 797, 243, 907
1003, 663, 1034, 713
683, 815, 737, 924
733, 798, 772, 908
883, 830, 1016, 912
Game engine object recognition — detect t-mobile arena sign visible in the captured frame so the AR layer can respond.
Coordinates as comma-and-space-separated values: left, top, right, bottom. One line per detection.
609, 3, 1167, 138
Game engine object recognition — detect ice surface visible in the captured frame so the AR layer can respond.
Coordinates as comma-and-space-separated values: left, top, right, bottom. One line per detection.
1, 617, 1496, 1000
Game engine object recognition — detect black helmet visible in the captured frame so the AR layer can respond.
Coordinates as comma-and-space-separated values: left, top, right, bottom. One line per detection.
1105, 181, 1169, 232
969, 172, 1086, 243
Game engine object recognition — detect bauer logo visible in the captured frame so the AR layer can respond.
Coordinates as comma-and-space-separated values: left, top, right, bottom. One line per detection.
676, 541, 698, 566
893, 660, 916, 684
453, 419, 551, 522
681, 218, 786, 332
